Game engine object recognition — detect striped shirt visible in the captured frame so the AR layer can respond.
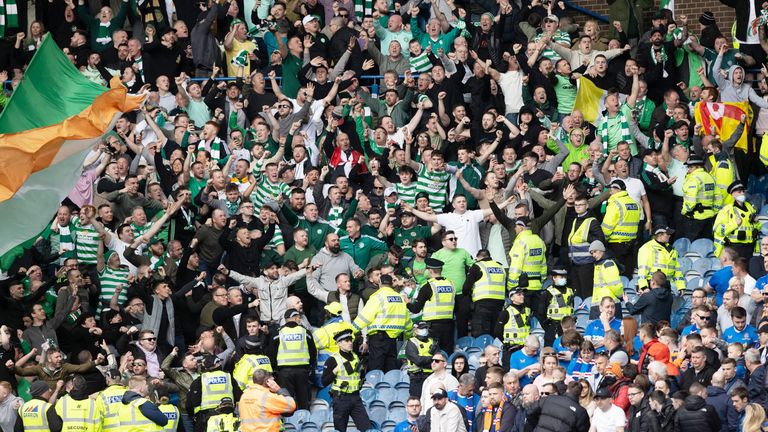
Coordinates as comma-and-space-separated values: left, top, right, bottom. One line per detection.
98, 266, 129, 313
395, 182, 418, 207
409, 52, 433, 73
250, 170, 292, 210
72, 217, 100, 265
267, 225, 284, 250
416, 164, 450, 212
327, 206, 345, 228
533, 31, 571, 61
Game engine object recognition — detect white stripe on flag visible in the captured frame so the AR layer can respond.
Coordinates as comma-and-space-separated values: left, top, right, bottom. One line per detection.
5, 4, 16, 14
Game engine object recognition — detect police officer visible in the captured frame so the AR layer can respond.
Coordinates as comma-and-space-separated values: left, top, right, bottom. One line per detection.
118, 375, 169, 431
186, 355, 240, 432
589, 240, 624, 319
312, 302, 354, 354
494, 284, 531, 370
269, 308, 316, 410
601, 179, 641, 277
507, 216, 547, 309
323, 329, 372, 432
233, 335, 274, 390
205, 397, 239, 432
97, 370, 128, 432
407, 258, 456, 352
464, 249, 507, 337
352, 274, 411, 372
404, 321, 439, 398
56, 375, 104, 432
16, 381, 62, 432
539, 267, 574, 346
637, 226, 685, 293
682, 156, 717, 241
157, 388, 180, 432
713, 181, 760, 259
567, 196, 606, 299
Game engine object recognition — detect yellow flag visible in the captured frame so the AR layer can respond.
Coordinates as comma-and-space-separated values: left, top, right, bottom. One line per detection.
693, 101, 752, 151
573, 77, 608, 124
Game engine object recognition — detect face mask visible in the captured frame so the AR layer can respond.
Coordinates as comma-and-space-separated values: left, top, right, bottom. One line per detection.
415, 329, 429, 338
736, 195, 746, 203
554, 277, 567, 287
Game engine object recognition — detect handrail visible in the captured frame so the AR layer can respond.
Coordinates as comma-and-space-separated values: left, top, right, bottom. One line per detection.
562, 0, 609, 23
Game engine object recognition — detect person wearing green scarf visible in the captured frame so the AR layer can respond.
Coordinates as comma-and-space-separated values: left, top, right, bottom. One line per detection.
71, 0, 130, 52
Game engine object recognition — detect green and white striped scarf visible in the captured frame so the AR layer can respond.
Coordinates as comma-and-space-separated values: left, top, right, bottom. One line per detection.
0, 0, 18, 38
599, 111, 631, 153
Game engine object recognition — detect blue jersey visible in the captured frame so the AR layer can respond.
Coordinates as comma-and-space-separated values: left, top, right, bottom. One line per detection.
448, 389, 480, 429
509, 350, 539, 386
723, 325, 759, 347
584, 318, 622, 352
709, 266, 733, 306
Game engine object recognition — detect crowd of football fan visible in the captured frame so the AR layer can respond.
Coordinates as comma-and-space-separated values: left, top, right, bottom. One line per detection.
6, 0, 768, 430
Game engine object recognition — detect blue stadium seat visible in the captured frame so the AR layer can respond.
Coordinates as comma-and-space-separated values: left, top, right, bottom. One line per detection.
465, 347, 483, 355
473, 334, 494, 348
678, 257, 693, 275
456, 336, 474, 351
396, 387, 410, 402
673, 238, 691, 257
389, 401, 405, 409
751, 193, 765, 211
383, 370, 404, 386
365, 370, 384, 386
287, 410, 312, 428
692, 258, 711, 276
369, 400, 386, 409
311, 409, 330, 425
360, 388, 378, 405
690, 238, 715, 258
315, 388, 332, 404
311, 399, 329, 413
709, 258, 722, 271
381, 420, 397, 432
284, 424, 298, 432
320, 422, 335, 432
369, 407, 388, 425
374, 382, 391, 390
388, 407, 407, 423
394, 381, 410, 390
377, 388, 397, 406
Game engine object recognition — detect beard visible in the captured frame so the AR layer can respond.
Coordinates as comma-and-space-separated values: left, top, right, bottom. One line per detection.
329, 245, 340, 254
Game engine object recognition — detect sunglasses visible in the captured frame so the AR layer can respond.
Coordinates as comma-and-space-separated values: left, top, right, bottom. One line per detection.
141, 337, 157, 342
431, 359, 446, 363
446, 238, 457, 242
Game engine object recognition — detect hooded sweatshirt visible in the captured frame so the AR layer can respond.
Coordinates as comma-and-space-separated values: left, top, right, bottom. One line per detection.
120, 390, 168, 427
625, 285, 673, 324
712, 58, 768, 108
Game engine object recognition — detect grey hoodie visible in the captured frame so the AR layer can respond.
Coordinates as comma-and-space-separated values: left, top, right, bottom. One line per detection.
713, 56, 768, 108
309, 247, 363, 294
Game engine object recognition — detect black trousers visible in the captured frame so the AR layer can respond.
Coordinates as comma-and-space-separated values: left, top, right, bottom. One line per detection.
277, 367, 311, 410
608, 241, 636, 278
728, 243, 756, 261
454, 294, 472, 338
409, 372, 428, 398
681, 216, 714, 241
524, 290, 543, 321
367, 332, 399, 372
502, 344, 523, 371
542, 319, 561, 347
332, 393, 372, 432
570, 263, 595, 299
427, 320, 455, 354
471, 300, 505, 337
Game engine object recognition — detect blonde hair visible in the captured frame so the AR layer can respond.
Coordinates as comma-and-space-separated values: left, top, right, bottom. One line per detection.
743, 403, 767, 432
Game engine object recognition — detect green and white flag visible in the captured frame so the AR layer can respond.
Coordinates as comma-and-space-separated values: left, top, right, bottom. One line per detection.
659, 0, 674, 16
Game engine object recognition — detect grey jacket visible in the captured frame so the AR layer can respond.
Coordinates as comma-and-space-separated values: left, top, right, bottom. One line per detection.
229, 269, 308, 323
309, 247, 363, 294
712, 59, 768, 108
190, 4, 219, 69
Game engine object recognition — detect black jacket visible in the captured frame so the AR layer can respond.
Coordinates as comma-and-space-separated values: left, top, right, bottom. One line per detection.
628, 398, 660, 432
748, 363, 768, 410
678, 364, 717, 391
625, 286, 673, 324
673, 395, 721, 432
474, 401, 516, 432
526, 393, 590, 432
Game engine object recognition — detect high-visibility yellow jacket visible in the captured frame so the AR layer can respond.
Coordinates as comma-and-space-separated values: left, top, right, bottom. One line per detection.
713, 201, 760, 257
637, 239, 685, 291
601, 191, 641, 243
352, 285, 411, 337
682, 168, 717, 220
508, 230, 547, 291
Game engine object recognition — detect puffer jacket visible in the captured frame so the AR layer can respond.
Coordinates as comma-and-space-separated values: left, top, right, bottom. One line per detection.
527, 393, 590, 432
673, 395, 722, 432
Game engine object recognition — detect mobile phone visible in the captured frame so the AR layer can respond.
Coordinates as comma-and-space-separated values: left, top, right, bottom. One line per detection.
556, 166, 563, 175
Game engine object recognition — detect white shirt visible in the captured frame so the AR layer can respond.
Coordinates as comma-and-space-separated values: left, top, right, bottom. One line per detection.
106, 236, 144, 275
420, 373, 459, 414
591, 404, 626, 432
498, 71, 524, 114
436, 210, 486, 257
610, 176, 646, 219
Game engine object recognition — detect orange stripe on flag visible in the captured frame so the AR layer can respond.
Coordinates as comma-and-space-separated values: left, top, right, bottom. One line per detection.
0, 82, 143, 203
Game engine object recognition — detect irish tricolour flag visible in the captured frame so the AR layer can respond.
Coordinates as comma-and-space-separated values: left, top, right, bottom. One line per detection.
0, 34, 143, 271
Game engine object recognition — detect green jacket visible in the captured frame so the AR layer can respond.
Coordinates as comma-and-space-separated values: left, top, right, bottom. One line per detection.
77, 0, 130, 52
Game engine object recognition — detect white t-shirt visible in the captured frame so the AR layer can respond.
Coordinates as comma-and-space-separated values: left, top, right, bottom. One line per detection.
436, 210, 486, 257
498, 71, 524, 115
590, 404, 626, 432
107, 235, 144, 275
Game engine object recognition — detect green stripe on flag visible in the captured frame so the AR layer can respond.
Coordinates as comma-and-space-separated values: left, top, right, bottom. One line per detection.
0, 34, 106, 134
